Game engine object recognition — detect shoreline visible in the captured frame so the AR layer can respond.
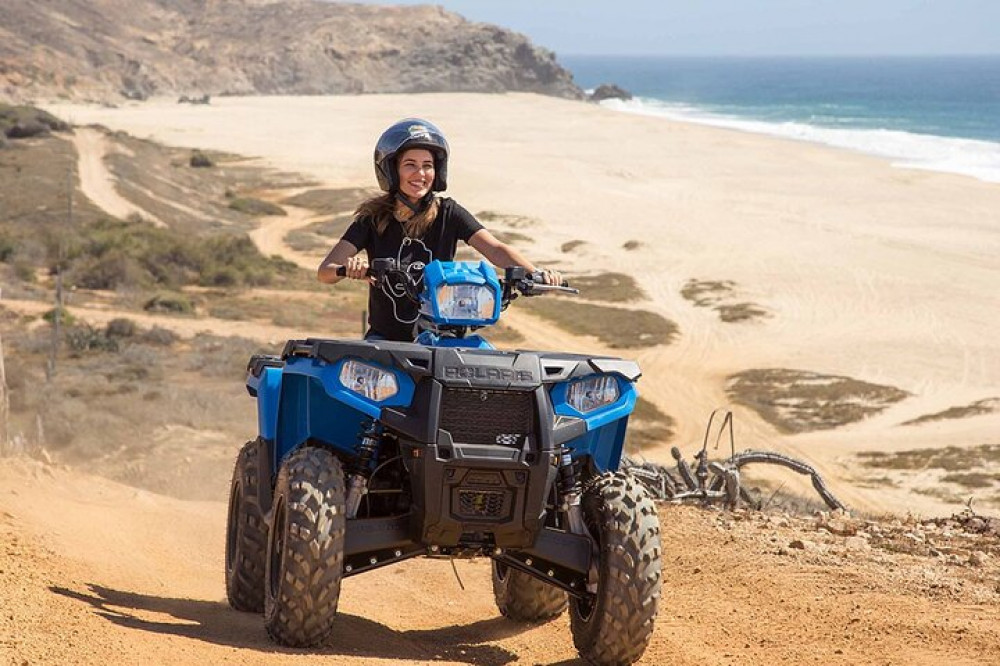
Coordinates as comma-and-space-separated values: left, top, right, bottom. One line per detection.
597, 96, 1000, 184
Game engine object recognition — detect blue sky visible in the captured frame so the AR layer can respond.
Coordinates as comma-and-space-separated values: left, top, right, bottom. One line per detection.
353, 1, 1000, 56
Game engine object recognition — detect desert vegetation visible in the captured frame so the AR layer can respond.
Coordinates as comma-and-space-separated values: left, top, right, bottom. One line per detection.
726, 368, 909, 433
681, 277, 770, 323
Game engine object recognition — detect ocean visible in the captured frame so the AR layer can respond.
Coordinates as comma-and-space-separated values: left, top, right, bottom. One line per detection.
562, 56, 1000, 183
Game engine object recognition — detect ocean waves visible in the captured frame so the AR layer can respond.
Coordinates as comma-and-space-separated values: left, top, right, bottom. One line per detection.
600, 97, 1000, 184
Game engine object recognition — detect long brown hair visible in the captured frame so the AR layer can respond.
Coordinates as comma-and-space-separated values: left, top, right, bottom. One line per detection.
355, 193, 440, 238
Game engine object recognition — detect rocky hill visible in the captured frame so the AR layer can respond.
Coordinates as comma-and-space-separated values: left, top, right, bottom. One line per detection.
0, 0, 583, 102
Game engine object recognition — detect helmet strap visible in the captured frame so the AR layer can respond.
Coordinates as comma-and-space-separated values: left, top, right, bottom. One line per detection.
394, 191, 435, 216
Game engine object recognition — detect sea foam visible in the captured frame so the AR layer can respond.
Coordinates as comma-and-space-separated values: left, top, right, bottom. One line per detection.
601, 97, 1000, 184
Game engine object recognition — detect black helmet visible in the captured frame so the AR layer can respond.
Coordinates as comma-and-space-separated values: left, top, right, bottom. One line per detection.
374, 118, 449, 193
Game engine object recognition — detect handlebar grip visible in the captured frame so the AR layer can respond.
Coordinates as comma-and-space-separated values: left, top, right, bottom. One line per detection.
335, 265, 375, 278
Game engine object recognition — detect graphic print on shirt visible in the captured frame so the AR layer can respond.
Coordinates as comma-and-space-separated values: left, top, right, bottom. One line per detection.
382, 235, 433, 324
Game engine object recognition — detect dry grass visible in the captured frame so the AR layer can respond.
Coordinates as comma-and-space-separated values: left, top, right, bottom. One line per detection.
205, 285, 367, 331
726, 368, 909, 433
857, 444, 1000, 506
561, 240, 587, 253
475, 210, 538, 228
681, 279, 736, 306
902, 398, 1000, 426
286, 212, 354, 252
682, 278, 770, 324
227, 197, 286, 216
279, 187, 375, 215
569, 272, 646, 303
519, 296, 678, 349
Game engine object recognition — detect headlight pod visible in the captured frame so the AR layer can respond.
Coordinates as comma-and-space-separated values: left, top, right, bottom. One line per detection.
339, 360, 398, 402
435, 283, 496, 321
567, 375, 620, 413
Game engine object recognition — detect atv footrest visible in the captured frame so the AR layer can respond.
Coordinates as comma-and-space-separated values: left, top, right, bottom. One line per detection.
496, 527, 592, 596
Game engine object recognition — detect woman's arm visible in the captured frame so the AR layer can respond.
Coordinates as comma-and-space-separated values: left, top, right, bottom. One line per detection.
317, 239, 365, 284
467, 229, 562, 285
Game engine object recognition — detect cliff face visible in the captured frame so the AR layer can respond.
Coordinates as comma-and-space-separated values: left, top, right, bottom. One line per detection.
0, 0, 583, 101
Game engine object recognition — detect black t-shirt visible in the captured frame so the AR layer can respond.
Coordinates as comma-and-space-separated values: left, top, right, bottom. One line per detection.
340, 197, 484, 341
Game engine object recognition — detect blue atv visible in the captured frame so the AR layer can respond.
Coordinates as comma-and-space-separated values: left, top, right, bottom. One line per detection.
225, 259, 662, 665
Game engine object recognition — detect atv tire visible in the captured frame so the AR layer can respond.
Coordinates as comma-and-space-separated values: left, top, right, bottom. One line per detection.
569, 473, 662, 665
264, 446, 346, 647
492, 560, 568, 622
225, 439, 268, 612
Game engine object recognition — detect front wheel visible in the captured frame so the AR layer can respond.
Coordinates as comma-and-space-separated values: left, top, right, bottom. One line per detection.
264, 446, 346, 647
492, 560, 568, 622
570, 473, 662, 665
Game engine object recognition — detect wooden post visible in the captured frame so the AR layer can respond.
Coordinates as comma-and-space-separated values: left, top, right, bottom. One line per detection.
46, 167, 72, 380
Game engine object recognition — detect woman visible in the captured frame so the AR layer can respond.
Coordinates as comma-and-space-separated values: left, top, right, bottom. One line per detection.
318, 118, 560, 341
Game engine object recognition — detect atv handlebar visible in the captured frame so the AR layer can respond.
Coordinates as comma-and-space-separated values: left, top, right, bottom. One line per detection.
335, 261, 576, 297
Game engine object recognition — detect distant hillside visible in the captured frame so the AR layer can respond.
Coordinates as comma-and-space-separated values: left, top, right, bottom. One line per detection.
0, 0, 583, 102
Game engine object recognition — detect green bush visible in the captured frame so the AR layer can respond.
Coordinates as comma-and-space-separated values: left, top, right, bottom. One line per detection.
0, 233, 15, 262
42, 306, 75, 326
106, 318, 138, 338
228, 197, 286, 216
144, 292, 194, 314
61, 217, 288, 291
189, 150, 214, 168
66, 323, 119, 353
140, 326, 178, 346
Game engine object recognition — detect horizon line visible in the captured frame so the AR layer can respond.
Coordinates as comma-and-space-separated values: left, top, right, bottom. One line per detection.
558, 52, 1000, 59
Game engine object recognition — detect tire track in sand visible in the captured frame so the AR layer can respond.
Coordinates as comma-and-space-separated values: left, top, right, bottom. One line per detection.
68, 128, 165, 227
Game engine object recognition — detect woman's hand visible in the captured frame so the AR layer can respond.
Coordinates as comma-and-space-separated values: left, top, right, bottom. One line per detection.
538, 268, 563, 286
344, 256, 370, 281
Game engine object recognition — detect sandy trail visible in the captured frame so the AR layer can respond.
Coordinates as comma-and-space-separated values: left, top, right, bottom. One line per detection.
247, 203, 328, 270
68, 127, 165, 227
2, 459, 998, 666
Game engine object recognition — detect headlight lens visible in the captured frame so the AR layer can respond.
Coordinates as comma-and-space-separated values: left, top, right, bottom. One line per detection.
435, 284, 495, 320
339, 360, 398, 401
567, 375, 620, 413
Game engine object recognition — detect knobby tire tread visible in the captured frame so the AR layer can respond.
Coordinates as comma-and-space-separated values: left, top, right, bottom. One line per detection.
570, 473, 662, 665
225, 439, 268, 612
264, 446, 346, 647
492, 560, 568, 622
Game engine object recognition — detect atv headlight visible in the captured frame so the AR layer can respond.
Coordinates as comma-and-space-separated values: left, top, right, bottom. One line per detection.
435, 283, 496, 321
567, 375, 620, 413
339, 360, 398, 402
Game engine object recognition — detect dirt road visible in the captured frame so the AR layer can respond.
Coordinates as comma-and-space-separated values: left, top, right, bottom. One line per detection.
2, 459, 998, 665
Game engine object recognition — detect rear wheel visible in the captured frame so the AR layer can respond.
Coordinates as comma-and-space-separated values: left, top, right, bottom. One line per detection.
491, 560, 568, 622
569, 473, 662, 665
225, 439, 268, 612
264, 446, 346, 647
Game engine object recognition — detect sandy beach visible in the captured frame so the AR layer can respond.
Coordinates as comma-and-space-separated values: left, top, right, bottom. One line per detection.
43, 92, 1000, 516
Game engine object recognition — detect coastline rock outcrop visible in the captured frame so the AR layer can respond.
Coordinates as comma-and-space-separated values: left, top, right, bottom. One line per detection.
589, 83, 634, 102
0, 0, 583, 102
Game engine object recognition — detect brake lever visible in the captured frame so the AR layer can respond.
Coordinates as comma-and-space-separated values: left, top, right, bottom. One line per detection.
526, 283, 579, 294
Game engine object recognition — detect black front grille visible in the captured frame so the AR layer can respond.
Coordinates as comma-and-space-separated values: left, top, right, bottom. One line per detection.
456, 489, 509, 518
439, 388, 535, 446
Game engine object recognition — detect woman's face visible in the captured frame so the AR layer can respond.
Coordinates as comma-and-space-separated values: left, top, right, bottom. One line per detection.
397, 148, 435, 202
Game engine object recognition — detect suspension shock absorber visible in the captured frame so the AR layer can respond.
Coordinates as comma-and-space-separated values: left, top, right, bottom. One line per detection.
557, 446, 588, 536
345, 419, 381, 519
